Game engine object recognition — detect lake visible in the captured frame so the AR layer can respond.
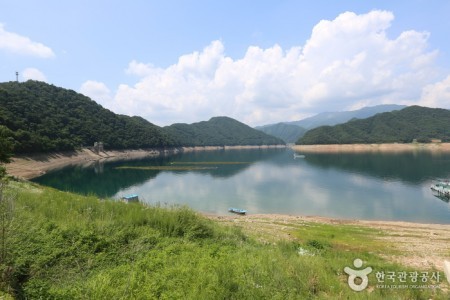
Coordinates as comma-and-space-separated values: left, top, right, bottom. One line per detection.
32, 148, 450, 224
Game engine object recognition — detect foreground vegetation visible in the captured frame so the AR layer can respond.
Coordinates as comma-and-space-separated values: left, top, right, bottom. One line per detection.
0, 180, 448, 299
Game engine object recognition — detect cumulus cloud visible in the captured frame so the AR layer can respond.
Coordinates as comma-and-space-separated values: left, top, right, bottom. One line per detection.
22, 68, 47, 82
107, 10, 443, 126
79, 80, 113, 107
0, 24, 55, 58
418, 75, 450, 108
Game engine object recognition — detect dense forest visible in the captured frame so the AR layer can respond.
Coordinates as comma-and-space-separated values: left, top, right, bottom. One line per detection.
165, 117, 284, 146
0, 81, 174, 152
297, 106, 450, 144
0, 81, 283, 154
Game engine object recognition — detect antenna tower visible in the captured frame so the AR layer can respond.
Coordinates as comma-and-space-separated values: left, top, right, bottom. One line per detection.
16, 71, 19, 82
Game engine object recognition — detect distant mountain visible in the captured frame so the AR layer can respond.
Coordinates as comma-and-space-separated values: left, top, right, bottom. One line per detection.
288, 104, 406, 129
0, 81, 283, 154
297, 106, 450, 145
165, 116, 284, 146
255, 104, 406, 143
255, 123, 307, 143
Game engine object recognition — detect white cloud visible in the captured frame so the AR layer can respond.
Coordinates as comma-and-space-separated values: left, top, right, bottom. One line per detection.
0, 24, 55, 58
79, 80, 113, 107
107, 10, 444, 126
22, 68, 47, 82
418, 75, 450, 108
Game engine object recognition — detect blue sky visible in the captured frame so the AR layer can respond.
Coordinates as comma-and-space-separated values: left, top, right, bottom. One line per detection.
1, 1, 450, 126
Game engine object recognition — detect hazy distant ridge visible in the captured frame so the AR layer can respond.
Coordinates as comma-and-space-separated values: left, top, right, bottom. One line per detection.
297, 106, 450, 144
256, 104, 406, 142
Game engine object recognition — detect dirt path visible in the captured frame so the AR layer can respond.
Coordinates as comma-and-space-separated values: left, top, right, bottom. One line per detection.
209, 214, 450, 272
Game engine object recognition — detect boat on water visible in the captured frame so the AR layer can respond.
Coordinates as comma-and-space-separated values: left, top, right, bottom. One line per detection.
228, 207, 247, 215
293, 153, 305, 159
430, 181, 450, 198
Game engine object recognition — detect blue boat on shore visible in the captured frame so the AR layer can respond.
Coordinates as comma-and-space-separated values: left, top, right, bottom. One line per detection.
228, 207, 247, 215
121, 194, 139, 203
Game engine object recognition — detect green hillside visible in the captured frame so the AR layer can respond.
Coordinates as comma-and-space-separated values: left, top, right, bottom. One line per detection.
165, 117, 284, 146
0, 81, 283, 154
0, 81, 174, 153
255, 123, 307, 143
1, 180, 444, 299
297, 106, 450, 145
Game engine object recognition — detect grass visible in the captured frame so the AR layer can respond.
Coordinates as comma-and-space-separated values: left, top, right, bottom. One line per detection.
0, 179, 448, 299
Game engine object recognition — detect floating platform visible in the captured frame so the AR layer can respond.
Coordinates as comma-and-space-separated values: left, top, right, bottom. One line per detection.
430, 181, 450, 199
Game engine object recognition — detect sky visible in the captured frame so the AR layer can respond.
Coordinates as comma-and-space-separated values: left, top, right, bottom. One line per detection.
1, 1, 450, 126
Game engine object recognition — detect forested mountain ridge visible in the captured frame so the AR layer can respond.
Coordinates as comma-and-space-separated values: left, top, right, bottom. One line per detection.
0, 81, 283, 154
297, 106, 450, 145
0, 81, 175, 152
255, 104, 405, 142
165, 116, 284, 146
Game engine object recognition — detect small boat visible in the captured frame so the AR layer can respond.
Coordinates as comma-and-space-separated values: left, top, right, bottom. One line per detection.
228, 207, 247, 215
293, 153, 305, 159
121, 194, 139, 203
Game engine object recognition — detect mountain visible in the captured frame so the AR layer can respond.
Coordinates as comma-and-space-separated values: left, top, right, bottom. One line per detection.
255, 123, 307, 143
0, 81, 175, 153
0, 81, 283, 154
165, 116, 284, 146
288, 104, 406, 129
255, 104, 406, 143
297, 106, 450, 145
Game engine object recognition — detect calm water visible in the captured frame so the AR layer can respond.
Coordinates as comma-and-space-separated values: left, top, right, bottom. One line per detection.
33, 148, 450, 223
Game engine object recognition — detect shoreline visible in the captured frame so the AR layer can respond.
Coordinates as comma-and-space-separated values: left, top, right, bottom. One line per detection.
5, 145, 285, 180
208, 213, 450, 272
292, 142, 450, 153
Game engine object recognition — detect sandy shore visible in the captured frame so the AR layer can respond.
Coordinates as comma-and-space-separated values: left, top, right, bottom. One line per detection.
292, 142, 450, 153
209, 214, 450, 273
5, 145, 285, 180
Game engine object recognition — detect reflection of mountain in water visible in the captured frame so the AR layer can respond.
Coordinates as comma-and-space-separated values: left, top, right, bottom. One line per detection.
302, 152, 450, 184
33, 159, 161, 197
32, 149, 285, 197
171, 149, 284, 178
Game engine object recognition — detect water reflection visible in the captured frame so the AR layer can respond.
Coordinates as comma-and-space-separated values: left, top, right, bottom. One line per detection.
33, 148, 450, 223
301, 152, 450, 184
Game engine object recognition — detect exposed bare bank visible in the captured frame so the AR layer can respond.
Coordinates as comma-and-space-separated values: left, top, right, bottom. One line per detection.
5, 145, 285, 180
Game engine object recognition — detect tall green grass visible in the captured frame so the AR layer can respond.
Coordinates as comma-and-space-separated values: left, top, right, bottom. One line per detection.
0, 179, 448, 299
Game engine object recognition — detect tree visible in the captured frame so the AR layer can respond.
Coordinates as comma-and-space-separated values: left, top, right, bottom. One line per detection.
0, 126, 14, 164
0, 126, 14, 179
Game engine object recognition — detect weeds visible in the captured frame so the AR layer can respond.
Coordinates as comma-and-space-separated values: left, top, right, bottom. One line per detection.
0, 181, 448, 299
